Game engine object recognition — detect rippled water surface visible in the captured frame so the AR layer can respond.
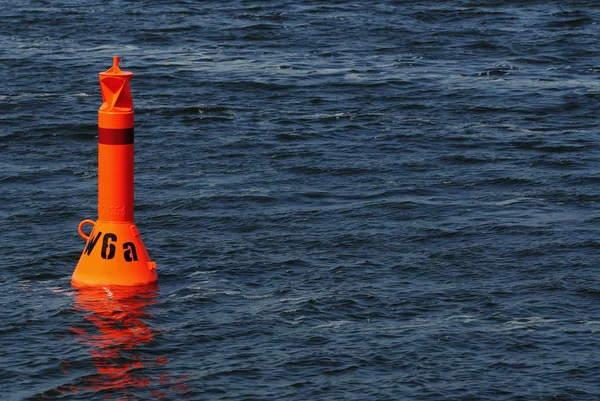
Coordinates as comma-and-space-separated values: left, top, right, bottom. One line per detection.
3, 1, 600, 400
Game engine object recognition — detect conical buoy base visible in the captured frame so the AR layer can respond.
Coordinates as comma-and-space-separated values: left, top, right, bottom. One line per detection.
72, 220, 157, 287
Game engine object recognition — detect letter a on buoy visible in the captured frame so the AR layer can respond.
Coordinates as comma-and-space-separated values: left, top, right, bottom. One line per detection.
72, 56, 158, 287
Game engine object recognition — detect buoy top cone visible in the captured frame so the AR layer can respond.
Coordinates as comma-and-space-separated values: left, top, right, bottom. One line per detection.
99, 56, 133, 115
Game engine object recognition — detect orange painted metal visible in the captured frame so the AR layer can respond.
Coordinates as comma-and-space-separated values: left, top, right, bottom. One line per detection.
72, 57, 157, 287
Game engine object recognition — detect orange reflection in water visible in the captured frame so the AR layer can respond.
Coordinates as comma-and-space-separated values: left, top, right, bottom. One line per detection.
68, 284, 171, 398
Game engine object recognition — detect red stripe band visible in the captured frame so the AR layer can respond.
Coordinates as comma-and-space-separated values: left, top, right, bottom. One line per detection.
98, 128, 134, 145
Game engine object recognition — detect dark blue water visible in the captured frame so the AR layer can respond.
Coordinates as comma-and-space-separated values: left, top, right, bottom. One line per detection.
3, 1, 600, 399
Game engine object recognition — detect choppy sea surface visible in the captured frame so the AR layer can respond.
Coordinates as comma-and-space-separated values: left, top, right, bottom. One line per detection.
3, 1, 600, 400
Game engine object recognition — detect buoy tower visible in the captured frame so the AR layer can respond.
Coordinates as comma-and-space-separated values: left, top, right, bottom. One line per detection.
72, 56, 157, 287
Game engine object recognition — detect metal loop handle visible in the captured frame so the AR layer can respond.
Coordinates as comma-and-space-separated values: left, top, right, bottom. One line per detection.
78, 219, 96, 241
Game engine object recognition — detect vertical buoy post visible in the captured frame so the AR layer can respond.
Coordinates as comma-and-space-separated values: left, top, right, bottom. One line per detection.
72, 56, 157, 287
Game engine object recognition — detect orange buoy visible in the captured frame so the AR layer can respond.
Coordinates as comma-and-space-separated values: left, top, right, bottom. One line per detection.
72, 56, 157, 287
